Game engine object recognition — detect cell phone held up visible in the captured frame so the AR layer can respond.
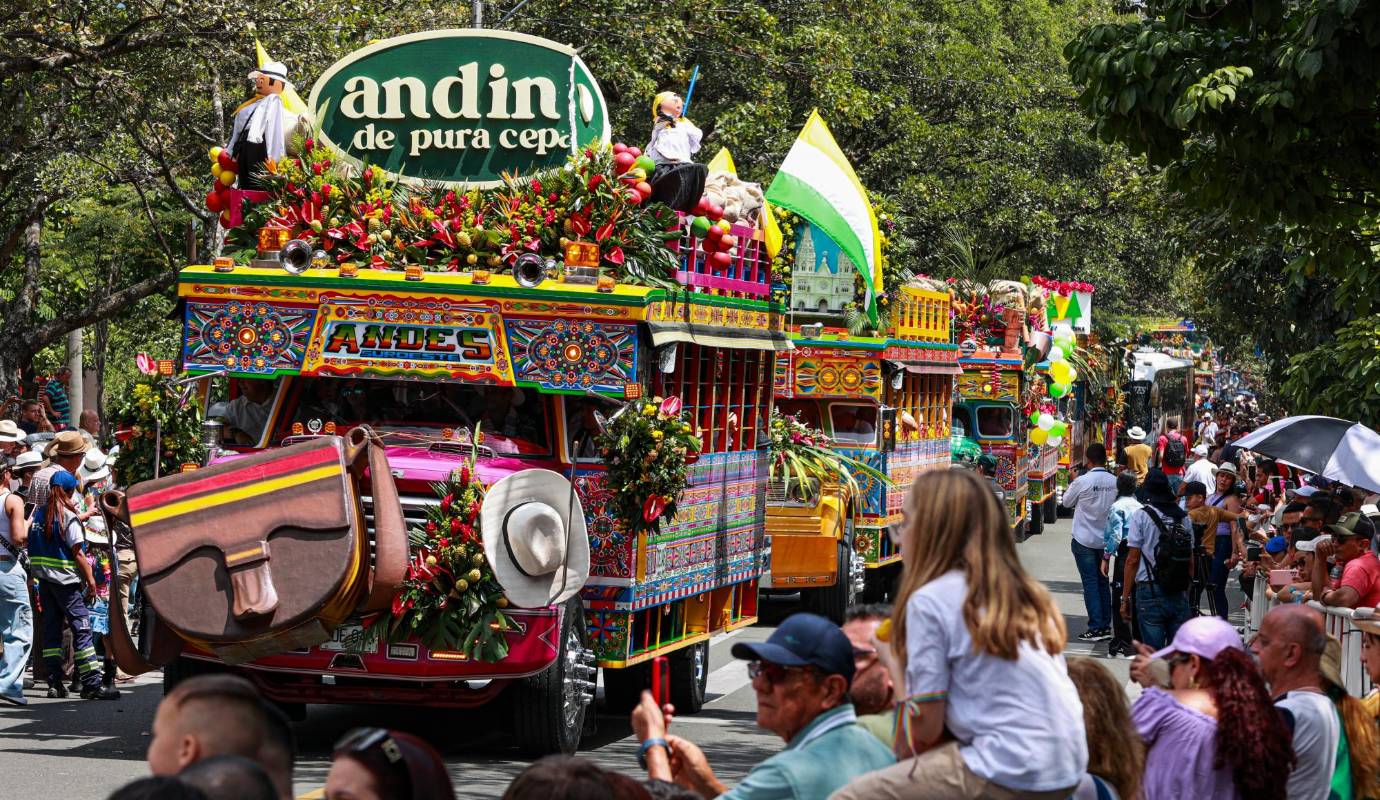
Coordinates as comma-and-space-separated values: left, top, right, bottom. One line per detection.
651, 655, 670, 709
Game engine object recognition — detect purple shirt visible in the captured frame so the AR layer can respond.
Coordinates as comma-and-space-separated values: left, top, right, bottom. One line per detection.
1132, 688, 1238, 800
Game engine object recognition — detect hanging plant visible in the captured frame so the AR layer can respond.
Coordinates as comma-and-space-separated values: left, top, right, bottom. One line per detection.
382, 447, 515, 662
767, 410, 889, 500
109, 370, 206, 486
594, 395, 702, 535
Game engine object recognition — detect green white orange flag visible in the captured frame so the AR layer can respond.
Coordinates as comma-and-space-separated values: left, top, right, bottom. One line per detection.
765, 110, 882, 325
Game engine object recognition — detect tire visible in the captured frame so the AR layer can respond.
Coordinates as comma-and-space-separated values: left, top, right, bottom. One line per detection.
510, 597, 595, 756
162, 656, 222, 695
806, 542, 858, 625
601, 661, 649, 714
1027, 498, 1044, 537
862, 562, 898, 604
669, 640, 709, 714
1043, 495, 1058, 524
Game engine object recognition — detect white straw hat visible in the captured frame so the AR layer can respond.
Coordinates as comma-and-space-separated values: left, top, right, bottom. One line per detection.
0, 419, 24, 443
1127, 426, 1147, 441
248, 60, 294, 90
481, 469, 589, 608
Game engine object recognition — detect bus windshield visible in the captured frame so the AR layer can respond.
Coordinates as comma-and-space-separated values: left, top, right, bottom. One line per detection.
276, 377, 552, 456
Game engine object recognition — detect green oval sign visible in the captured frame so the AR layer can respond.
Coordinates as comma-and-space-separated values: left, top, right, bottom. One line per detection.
309, 29, 610, 188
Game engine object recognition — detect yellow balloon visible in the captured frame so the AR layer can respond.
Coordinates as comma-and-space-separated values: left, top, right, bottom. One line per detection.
209, 145, 223, 162
211, 163, 222, 179
218, 170, 235, 187
1029, 427, 1049, 445
1050, 361, 1073, 384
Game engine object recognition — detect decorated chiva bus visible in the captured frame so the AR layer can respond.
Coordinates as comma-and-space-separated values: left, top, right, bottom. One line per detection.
947, 278, 1082, 540
756, 139, 957, 616
102, 30, 788, 755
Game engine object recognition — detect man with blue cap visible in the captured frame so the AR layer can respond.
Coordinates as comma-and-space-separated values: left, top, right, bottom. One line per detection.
631, 612, 894, 798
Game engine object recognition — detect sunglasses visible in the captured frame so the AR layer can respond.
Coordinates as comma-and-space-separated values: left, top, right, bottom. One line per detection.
334, 726, 404, 765
747, 660, 819, 685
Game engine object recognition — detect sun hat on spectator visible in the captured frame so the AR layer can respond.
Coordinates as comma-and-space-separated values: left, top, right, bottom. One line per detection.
1127, 426, 1147, 441
1214, 462, 1238, 477
1150, 615, 1244, 661
12, 450, 42, 473
0, 420, 24, 443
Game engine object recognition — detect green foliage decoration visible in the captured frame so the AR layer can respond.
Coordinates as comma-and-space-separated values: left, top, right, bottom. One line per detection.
594, 395, 702, 536
109, 374, 206, 487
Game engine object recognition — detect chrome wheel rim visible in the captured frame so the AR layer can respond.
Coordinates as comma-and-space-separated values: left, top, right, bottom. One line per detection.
562, 627, 595, 730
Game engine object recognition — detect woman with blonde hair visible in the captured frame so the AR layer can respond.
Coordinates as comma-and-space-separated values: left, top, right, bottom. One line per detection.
1066, 658, 1143, 800
831, 469, 1086, 800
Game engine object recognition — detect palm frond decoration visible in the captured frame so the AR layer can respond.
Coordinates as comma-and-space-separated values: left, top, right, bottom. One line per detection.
767, 410, 890, 501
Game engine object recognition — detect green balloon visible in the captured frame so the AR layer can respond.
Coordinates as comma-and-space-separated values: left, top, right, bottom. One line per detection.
1051, 420, 1068, 437
1029, 410, 1041, 425
690, 215, 712, 238
1049, 382, 1070, 398
634, 155, 657, 174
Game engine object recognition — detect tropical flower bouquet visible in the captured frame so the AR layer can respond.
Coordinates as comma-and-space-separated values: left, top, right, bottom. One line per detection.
383, 454, 515, 662
768, 410, 888, 501
595, 396, 702, 536
110, 366, 206, 486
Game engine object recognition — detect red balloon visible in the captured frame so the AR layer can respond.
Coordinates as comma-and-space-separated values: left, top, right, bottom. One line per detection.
624, 189, 643, 205
635, 181, 652, 198
217, 150, 236, 172
705, 223, 723, 240
219, 211, 233, 227
205, 191, 223, 212
710, 251, 732, 269
614, 152, 636, 173
706, 204, 724, 222
694, 198, 710, 216
718, 234, 738, 251
612, 142, 628, 154
628, 147, 642, 158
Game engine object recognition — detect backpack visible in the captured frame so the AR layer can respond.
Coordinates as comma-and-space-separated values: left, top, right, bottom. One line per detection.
1162, 433, 1187, 468
1145, 507, 1194, 593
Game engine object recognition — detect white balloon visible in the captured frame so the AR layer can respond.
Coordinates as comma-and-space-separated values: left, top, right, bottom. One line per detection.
1048, 348, 1067, 363
1048, 435, 1064, 447
1038, 413, 1055, 431
1053, 323, 1075, 341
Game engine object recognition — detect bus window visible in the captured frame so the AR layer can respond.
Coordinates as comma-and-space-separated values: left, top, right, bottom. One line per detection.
829, 404, 878, 445
564, 396, 604, 461
952, 405, 972, 439
976, 405, 1013, 439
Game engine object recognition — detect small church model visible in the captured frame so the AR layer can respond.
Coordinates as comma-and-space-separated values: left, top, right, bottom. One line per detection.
790, 223, 857, 315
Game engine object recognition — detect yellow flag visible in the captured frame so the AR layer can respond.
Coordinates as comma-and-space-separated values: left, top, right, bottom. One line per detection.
707, 147, 738, 176
256, 39, 308, 115
762, 203, 784, 260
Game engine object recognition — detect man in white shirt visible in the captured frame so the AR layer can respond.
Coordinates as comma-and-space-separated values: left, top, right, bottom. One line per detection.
1249, 605, 1338, 800
1198, 413, 1220, 448
1061, 443, 1119, 642
1182, 444, 1217, 498
223, 378, 277, 445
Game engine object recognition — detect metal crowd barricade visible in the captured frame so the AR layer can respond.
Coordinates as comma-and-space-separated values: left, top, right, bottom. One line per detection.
1305, 601, 1376, 698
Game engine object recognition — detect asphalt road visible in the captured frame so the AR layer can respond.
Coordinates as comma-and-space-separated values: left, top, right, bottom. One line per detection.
0, 515, 1206, 798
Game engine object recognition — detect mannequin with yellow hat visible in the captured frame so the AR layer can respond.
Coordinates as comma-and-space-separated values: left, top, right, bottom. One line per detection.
645, 91, 707, 211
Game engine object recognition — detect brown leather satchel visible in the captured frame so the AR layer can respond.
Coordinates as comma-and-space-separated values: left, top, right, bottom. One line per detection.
102, 426, 407, 668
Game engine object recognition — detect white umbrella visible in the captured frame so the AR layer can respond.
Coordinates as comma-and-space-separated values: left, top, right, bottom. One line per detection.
1233, 415, 1380, 494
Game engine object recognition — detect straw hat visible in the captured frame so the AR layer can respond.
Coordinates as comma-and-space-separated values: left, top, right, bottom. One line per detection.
0, 419, 24, 443
78, 450, 110, 485
44, 430, 88, 458
1127, 426, 1147, 441
480, 469, 589, 609
248, 60, 294, 90
12, 450, 42, 473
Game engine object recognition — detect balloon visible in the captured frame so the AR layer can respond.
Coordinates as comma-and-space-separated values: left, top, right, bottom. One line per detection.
1048, 347, 1066, 364
1038, 413, 1054, 431
1029, 428, 1048, 445
633, 155, 656, 174
1050, 420, 1067, 437
218, 170, 235, 187
1050, 361, 1073, 384
209, 145, 223, 162
211, 163, 223, 179
1058, 340, 1075, 358
1064, 366, 1079, 384
690, 216, 712, 238
1053, 324, 1075, 342
1029, 410, 1041, 425
1048, 435, 1063, 447
1049, 382, 1070, 398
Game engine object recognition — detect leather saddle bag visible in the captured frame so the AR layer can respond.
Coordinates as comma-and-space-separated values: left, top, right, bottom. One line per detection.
102, 426, 407, 668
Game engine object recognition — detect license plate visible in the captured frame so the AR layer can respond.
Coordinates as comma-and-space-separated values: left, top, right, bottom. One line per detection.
321, 623, 375, 653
